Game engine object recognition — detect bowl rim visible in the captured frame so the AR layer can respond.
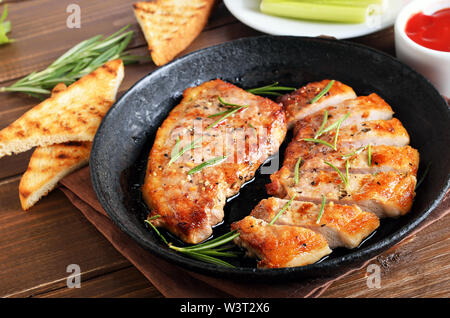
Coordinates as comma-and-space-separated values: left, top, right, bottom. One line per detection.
395, 0, 450, 57
91, 35, 450, 279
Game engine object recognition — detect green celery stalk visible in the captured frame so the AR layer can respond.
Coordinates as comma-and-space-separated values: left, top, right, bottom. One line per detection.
260, 0, 375, 23
264, 0, 384, 7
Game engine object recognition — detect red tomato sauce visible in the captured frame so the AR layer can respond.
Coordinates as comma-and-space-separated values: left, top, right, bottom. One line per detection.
405, 8, 450, 52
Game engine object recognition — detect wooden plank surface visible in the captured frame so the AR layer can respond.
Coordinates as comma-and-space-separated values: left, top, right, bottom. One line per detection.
0, 0, 448, 298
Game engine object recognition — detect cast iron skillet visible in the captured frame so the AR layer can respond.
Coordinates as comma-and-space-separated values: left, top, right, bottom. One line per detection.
90, 36, 450, 281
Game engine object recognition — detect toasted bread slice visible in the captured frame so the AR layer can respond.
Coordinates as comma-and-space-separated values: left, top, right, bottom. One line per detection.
19, 141, 92, 210
0, 59, 124, 158
133, 0, 215, 66
18, 83, 92, 211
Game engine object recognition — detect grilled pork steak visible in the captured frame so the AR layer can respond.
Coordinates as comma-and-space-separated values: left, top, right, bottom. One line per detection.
143, 79, 286, 244
234, 80, 419, 268
280, 79, 356, 128
231, 216, 332, 268
292, 93, 394, 137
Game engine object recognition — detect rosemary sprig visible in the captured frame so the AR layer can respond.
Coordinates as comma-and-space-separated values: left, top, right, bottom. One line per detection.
269, 195, 296, 225
145, 216, 240, 268
306, 112, 350, 152
246, 82, 296, 96
0, 25, 144, 98
170, 136, 181, 160
217, 96, 245, 108
367, 143, 372, 166
0, 3, 13, 45
316, 195, 326, 224
207, 97, 248, 129
168, 137, 202, 166
324, 160, 348, 186
145, 193, 299, 267
187, 156, 227, 175
294, 156, 302, 185
145, 215, 169, 245
341, 146, 367, 160
303, 138, 337, 151
318, 112, 350, 138
315, 110, 329, 139
309, 80, 335, 104
332, 112, 350, 149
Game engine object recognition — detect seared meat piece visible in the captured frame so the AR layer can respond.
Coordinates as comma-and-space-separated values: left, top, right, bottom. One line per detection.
250, 198, 380, 249
295, 118, 410, 148
268, 170, 416, 218
279, 79, 356, 128
292, 93, 394, 137
143, 79, 286, 244
231, 216, 332, 268
300, 145, 419, 175
280, 145, 419, 178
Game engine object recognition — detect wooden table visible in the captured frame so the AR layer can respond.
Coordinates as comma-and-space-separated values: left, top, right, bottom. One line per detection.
0, 0, 448, 298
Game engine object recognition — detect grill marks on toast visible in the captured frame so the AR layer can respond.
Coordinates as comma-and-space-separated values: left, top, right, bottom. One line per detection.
133, 0, 215, 66
19, 142, 92, 210
2, 60, 124, 210
0, 59, 124, 158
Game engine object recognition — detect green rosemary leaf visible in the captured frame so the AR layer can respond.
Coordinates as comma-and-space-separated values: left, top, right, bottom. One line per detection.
144, 218, 169, 246
246, 82, 295, 96
333, 112, 350, 149
213, 243, 238, 252
1, 25, 143, 98
253, 91, 283, 96
170, 136, 181, 161
0, 86, 51, 95
180, 231, 240, 252
314, 110, 329, 138
294, 156, 302, 185
168, 137, 202, 166
367, 143, 372, 166
316, 195, 326, 224
217, 96, 245, 108
207, 108, 232, 118
318, 112, 350, 138
187, 156, 227, 175
145, 216, 239, 267
196, 249, 241, 258
207, 103, 247, 129
181, 250, 235, 268
269, 195, 296, 225
341, 146, 367, 160
324, 160, 348, 186
181, 231, 240, 251
309, 80, 335, 104
303, 138, 336, 151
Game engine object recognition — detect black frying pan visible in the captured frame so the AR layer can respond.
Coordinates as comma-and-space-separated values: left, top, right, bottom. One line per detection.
90, 36, 450, 281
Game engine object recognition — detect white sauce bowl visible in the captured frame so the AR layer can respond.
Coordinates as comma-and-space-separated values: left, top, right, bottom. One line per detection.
395, 0, 450, 98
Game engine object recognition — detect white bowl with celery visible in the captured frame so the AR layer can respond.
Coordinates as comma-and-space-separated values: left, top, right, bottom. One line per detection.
224, 0, 409, 39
